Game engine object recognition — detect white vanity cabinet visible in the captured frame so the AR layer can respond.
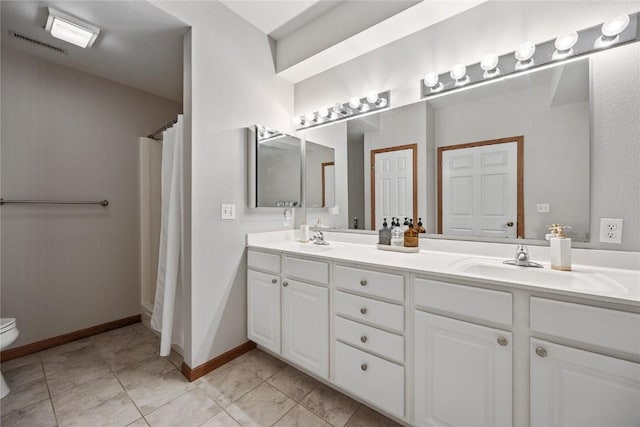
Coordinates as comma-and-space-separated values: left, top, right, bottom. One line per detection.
414, 278, 513, 427
530, 297, 640, 427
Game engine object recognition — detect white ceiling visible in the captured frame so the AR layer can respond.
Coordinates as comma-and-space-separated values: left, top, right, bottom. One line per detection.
1, 1, 187, 102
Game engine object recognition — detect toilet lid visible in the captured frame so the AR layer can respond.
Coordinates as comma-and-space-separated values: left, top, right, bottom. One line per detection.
0, 318, 16, 333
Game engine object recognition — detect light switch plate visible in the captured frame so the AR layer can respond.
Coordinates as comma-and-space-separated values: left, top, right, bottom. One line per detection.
536, 203, 550, 213
221, 203, 236, 220
599, 218, 623, 244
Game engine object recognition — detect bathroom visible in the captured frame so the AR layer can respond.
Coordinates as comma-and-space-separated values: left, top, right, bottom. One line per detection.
1, 1, 639, 426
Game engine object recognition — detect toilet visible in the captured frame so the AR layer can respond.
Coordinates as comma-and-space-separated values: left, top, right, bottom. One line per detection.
0, 318, 19, 399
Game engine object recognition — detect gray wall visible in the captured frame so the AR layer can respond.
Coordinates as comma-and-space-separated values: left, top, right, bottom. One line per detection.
1, 48, 182, 347
347, 132, 365, 229
294, 1, 640, 250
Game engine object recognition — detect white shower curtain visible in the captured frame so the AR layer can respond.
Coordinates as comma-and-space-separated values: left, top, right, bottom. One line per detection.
151, 115, 184, 356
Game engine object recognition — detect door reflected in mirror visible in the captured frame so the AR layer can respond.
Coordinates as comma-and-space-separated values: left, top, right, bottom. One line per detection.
306, 141, 335, 208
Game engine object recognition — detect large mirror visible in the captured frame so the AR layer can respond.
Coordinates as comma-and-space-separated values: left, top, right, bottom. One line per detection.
248, 125, 301, 208
303, 58, 591, 242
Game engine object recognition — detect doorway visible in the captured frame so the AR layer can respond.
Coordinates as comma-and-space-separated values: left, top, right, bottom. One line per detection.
371, 144, 418, 230
438, 136, 524, 238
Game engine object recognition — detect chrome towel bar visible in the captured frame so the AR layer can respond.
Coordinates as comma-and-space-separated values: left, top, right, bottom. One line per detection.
0, 199, 109, 206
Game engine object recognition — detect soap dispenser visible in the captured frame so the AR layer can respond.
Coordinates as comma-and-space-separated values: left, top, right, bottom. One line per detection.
547, 224, 572, 271
416, 217, 426, 233
404, 219, 418, 247
379, 218, 391, 245
391, 218, 404, 247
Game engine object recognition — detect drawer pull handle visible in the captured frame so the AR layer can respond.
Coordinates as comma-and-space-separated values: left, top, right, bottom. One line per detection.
535, 347, 548, 358
360, 307, 367, 315
360, 335, 368, 343
283, 281, 289, 287
361, 363, 368, 371
271, 278, 277, 284
360, 279, 367, 286
497, 336, 508, 346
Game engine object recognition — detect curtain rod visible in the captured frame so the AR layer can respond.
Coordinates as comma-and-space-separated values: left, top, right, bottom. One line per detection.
148, 118, 178, 140
0, 199, 109, 206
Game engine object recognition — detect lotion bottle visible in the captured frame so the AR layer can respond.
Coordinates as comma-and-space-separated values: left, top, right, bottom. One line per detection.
391, 218, 404, 247
404, 219, 418, 247
378, 218, 391, 245
548, 224, 572, 271
300, 220, 310, 243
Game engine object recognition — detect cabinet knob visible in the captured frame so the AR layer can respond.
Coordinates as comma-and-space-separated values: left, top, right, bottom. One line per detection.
535, 347, 548, 358
361, 363, 368, 371
271, 278, 277, 284
282, 281, 288, 287
360, 307, 367, 315
360, 335, 368, 343
360, 279, 367, 286
497, 336, 508, 346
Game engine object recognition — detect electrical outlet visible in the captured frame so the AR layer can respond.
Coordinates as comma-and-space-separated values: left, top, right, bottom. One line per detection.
221, 203, 236, 220
599, 218, 623, 244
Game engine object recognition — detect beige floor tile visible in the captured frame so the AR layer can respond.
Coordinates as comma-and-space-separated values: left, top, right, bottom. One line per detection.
91, 325, 138, 352
0, 399, 57, 427
1, 353, 41, 372
103, 342, 161, 373
128, 419, 150, 426
300, 384, 359, 427
145, 387, 222, 427
196, 362, 263, 408
39, 338, 93, 361
3, 359, 45, 388
120, 366, 194, 415
267, 366, 320, 402
274, 405, 332, 427
232, 349, 287, 380
345, 405, 402, 427
0, 377, 49, 416
51, 372, 140, 427
165, 350, 183, 369
226, 382, 296, 427
199, 410, 241, 427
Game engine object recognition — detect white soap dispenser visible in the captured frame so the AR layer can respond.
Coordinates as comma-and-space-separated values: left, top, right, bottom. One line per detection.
547, 224, 572, 271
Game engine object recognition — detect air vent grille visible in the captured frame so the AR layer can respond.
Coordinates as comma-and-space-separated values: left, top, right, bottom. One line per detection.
8, 30, 68, 55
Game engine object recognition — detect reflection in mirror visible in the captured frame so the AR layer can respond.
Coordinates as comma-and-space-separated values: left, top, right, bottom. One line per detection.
315, 58, 591, 243
252, 125, 301, 207
305, 141, 335, 208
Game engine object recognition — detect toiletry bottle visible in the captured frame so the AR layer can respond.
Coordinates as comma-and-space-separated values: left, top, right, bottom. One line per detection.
354, 217, 359, 229
402, 217, 409, 232
378, 218, 391, 245
417, 217, 426, 233
548, 224, 572, 271
391, 219, 404, 247
301, 221, 310, 243
404, 219, 418, 247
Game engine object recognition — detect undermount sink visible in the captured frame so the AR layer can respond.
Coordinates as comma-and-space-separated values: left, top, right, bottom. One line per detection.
297, 243, 333, 252
452, 259, 631, 294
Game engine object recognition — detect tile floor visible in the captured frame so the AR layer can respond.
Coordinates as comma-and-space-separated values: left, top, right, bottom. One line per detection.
0, 323, 401, 426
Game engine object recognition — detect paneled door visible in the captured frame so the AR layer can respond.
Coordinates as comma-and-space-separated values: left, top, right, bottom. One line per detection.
247, 269, 281, 354
414, 311, 512, 427
282, 279, 329, 378
371, 144, 417, 230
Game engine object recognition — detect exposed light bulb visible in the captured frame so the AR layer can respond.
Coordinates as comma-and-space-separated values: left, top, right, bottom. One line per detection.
304, 113, 315, 123
595, 14, 630, 48
424, 72, 439, 88
318, 107, 329, 118
359, 104, 370, 113
553, 31, 578, 60
333, 102, 344, 114
349, 97, 361, 109
366, 92, 379, 103
375, 97, 387, 108
450, 64, 466, 80
515, 42, 536, 61
480, 53, 500, 78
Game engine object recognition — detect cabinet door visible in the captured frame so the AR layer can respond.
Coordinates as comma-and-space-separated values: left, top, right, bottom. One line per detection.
531, 339, 640, 427
282, 279, 329, 378
414, 311, 512, 427
247, 269, 281, 353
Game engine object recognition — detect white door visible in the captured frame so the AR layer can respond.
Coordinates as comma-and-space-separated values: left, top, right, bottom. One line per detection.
282, 279, 329, 378
247, 269, 281, 354
414, 311, 512, 427
374, 148, 414, 230
531, 339, 640, 427
442, 142, 517, 238
323, 163, 335, 207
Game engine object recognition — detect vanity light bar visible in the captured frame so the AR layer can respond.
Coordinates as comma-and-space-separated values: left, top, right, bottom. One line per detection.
421, 12, 640, 99
256, 125, 283, 143
293, 91, 390, 130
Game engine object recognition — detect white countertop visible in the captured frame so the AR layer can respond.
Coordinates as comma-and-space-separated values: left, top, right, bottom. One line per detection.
247, 232, 640, 307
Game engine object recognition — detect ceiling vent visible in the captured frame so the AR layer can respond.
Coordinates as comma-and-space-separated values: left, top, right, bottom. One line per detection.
8, 30, 68, 55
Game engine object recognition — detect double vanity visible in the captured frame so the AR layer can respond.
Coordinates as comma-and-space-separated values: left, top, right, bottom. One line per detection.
246, 231, 639, 427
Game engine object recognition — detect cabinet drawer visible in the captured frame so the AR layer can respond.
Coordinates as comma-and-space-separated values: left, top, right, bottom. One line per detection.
335, 341, 405, 418
530, 297, 640, 355
335, 265, 404, 302
285, 256, 329, 285
247, 250, 280, 274
335, 316, 404, 363
335, 291, 404, 333
415, 278, 512, 326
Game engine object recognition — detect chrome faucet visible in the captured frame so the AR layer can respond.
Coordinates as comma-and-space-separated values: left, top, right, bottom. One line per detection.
503, 244, 543, 268
310, 231, 329, 245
